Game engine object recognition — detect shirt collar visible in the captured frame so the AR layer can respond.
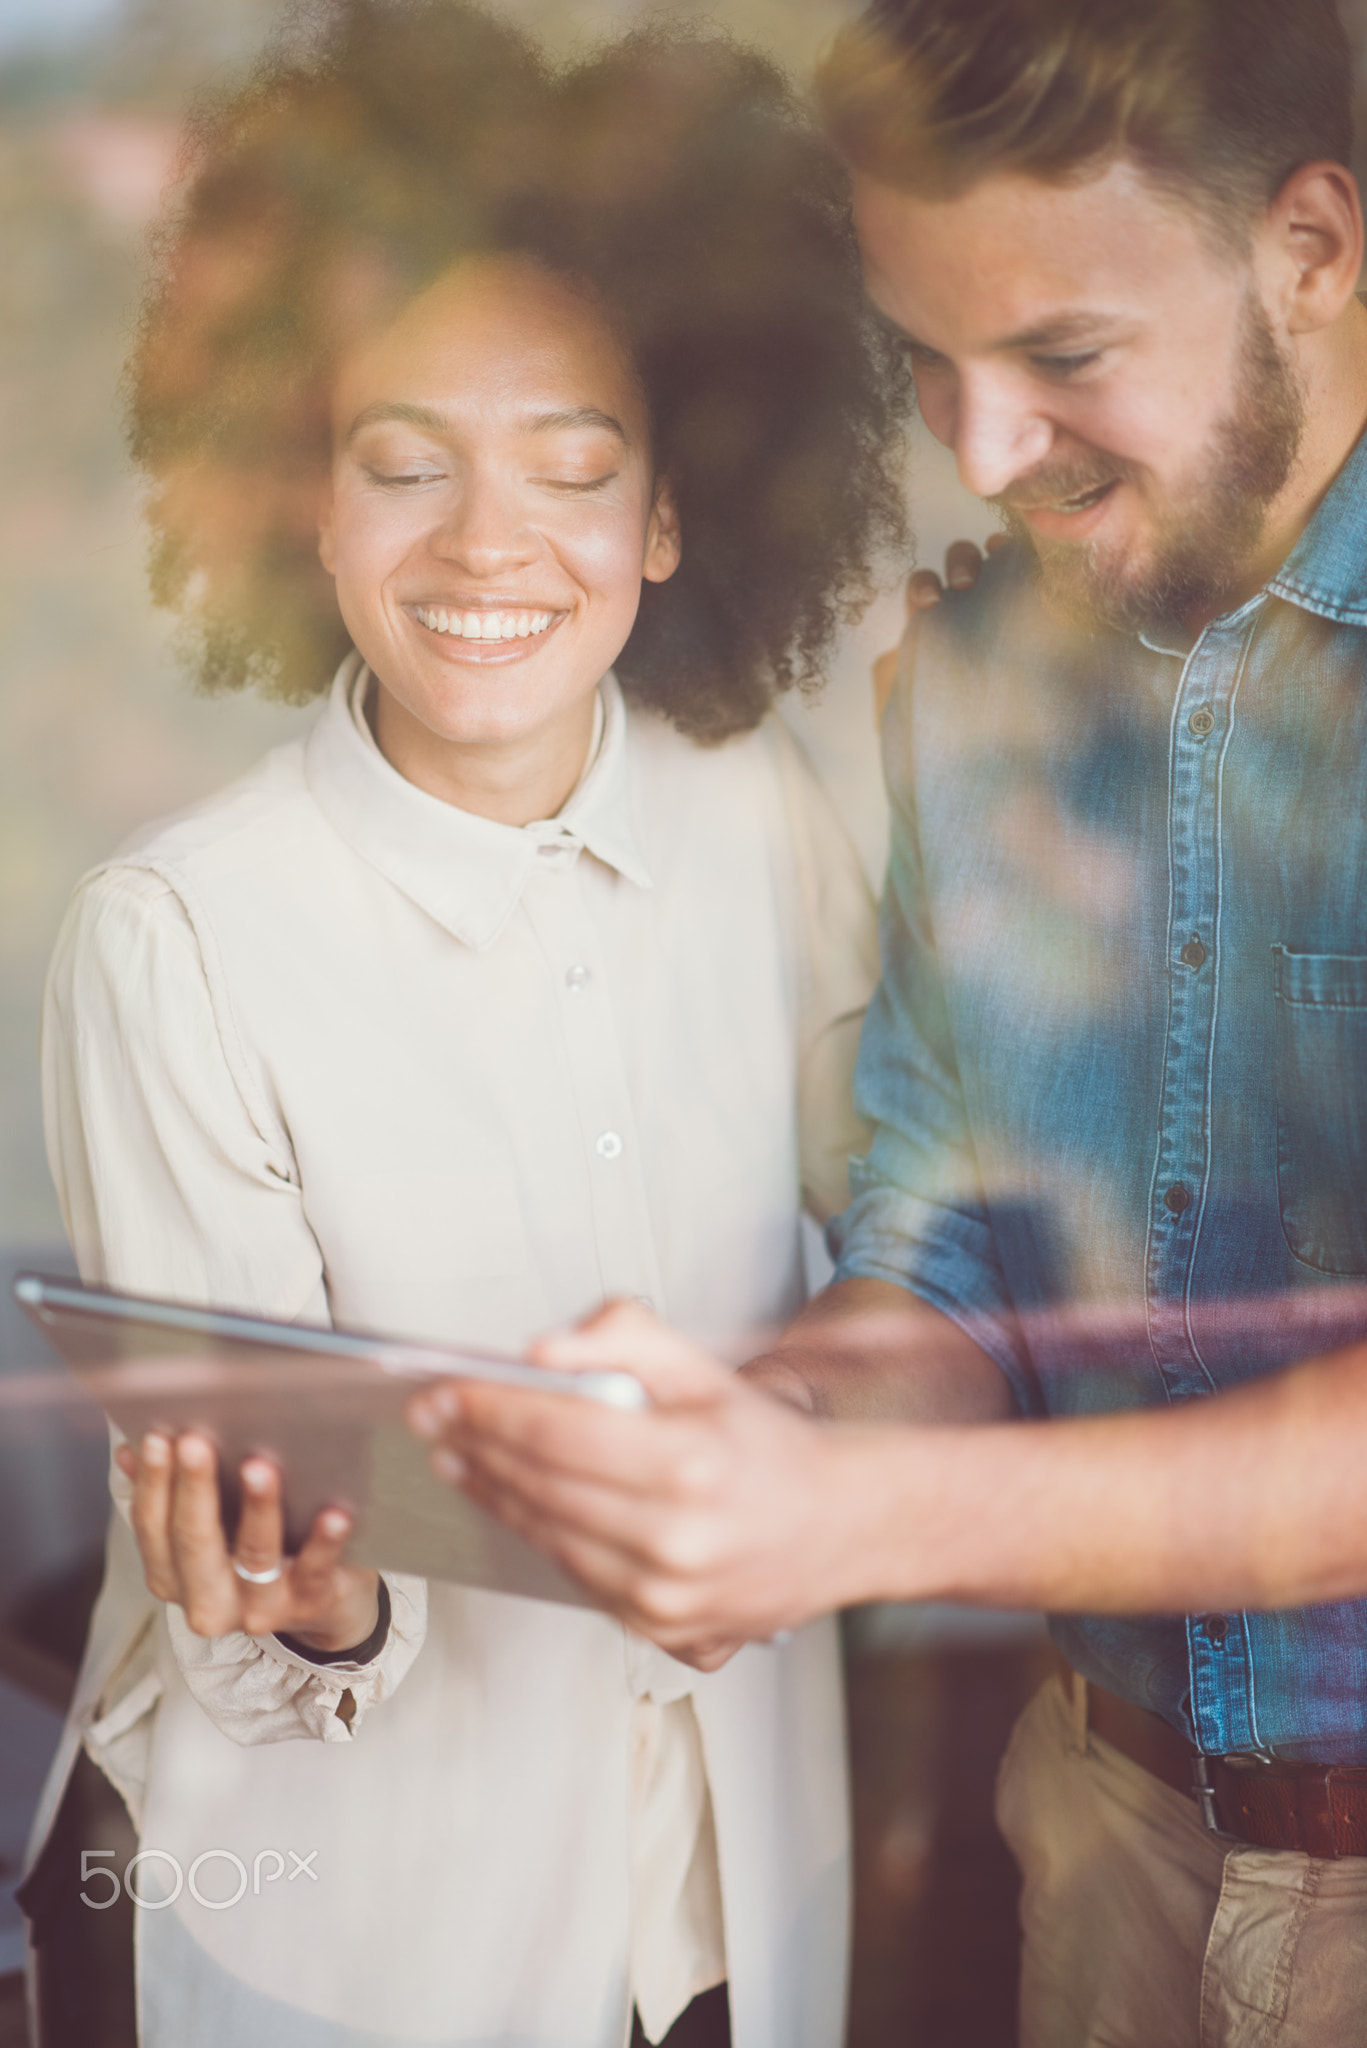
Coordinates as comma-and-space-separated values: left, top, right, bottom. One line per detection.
304, 652, 652, 952
1266, 419, 1367, 626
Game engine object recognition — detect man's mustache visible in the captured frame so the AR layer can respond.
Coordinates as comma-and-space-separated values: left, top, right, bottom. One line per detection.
990, 454, 1135, 517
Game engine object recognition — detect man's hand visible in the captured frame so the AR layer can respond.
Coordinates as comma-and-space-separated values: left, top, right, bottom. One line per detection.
872, 534, 1006, 721
410, 1301, 1367, 1631
115, 1432, 381, 1651
405, 1284, 1013, 1664
406, 1301, 881, 1667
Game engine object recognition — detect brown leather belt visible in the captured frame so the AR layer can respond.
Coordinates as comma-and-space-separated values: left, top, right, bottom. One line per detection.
1064, 1661, 1367, 1859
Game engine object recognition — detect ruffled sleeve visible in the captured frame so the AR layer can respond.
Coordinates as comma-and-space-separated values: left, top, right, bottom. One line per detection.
164, 1573, 427, 1745
44, 862, 430, 1742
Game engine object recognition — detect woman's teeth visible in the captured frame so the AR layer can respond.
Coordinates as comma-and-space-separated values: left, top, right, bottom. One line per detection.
414, 606, 555, 641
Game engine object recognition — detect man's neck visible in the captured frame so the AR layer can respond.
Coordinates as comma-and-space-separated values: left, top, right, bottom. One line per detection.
1188, 296, 1367, 631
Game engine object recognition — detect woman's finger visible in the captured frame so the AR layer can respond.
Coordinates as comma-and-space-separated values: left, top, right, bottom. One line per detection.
225, 1458, 293, 1631
285, 1507, 355, 1613
169, 1433, 239, 1635
904, 567, 945, 612
944, 539, 984, 589
128, 1432, 180, 1602
233, 1458, 287, 1579
872, 646, 901, 725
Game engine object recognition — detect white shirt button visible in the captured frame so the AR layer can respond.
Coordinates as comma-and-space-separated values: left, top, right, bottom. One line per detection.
565, 965, 591, 993
536, 839, 577, 869
595, 1131, 623, 1160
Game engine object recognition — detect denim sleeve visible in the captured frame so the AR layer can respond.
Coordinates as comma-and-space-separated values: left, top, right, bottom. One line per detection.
828, 669, 1037, 1412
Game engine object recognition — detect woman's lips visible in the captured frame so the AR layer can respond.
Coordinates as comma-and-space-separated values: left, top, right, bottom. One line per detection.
413, 604, 557, 641
404, 603, 567, 661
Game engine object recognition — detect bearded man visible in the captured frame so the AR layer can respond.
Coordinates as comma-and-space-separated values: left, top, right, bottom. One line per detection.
414, 2, 1367, 2040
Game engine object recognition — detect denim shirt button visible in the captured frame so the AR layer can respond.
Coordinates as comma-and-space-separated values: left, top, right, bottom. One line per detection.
1188, 705, 1216, 737
1164, 1182, 1192, 1215
1203, 1614, 1230, 1645
1180, 936, 1208, 970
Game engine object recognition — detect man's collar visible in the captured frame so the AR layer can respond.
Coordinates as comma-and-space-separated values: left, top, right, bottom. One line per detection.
304, 653, 652, 952
1266, 418, 1367, 627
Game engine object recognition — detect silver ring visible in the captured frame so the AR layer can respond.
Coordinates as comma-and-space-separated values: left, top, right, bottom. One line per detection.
232, 1557, 284, 1585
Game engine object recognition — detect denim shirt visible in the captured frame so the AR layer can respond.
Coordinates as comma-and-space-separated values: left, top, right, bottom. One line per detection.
832, 425, 1367, 1763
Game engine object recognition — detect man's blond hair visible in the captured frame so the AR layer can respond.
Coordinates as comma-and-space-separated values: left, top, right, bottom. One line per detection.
817, 0, 1352, 242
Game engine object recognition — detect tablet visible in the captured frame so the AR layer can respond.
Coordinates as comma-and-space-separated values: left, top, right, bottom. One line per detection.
13, 1273, 646, 1610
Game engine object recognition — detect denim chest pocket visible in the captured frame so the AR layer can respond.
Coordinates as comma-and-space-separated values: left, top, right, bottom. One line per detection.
1273, 946, 1367, 1274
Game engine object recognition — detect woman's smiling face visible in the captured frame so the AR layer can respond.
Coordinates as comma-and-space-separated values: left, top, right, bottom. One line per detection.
319, 256, 679, 813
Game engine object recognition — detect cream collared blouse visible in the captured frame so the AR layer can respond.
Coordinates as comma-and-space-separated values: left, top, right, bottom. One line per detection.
35, 659, 876, 2048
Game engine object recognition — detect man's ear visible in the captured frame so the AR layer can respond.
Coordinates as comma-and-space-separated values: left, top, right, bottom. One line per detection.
1262, 160, 1365, 337
643, 477, 681, 584
317, 481, 338, 577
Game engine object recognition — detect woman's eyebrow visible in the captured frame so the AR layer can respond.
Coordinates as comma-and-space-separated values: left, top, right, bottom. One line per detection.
345, 400, 448, 444
524, 405, 629, 443
343, 401, 631, 445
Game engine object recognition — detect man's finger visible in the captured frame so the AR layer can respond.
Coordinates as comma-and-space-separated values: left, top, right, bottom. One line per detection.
410, 1302, 724, 1447
654, 1635, 747, 1673
457, 1461, 643, 1593
449, 1380, 676, 1493
530, 1299, 730, 1405
454, 1424, 709, 1554
458, 1448, 803, 1661
985, 530, 1007, 555
678, 1646, 740, 1671
456, 1460, 706, 1636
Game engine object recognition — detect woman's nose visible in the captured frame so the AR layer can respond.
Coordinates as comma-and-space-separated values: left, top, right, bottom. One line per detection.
427, 477, 537, 573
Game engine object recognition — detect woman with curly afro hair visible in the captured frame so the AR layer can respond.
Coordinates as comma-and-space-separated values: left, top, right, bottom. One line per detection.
29, 7, 911, 2047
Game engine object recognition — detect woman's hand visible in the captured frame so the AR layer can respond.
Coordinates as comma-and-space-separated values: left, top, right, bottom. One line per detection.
872, 534, 1006, 721
114, 1432, 380, 1651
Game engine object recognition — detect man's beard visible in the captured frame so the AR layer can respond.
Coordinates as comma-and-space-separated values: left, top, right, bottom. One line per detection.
996, 294, 1305, 637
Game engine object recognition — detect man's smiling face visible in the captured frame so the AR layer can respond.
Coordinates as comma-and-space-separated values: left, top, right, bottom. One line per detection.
853, 159, 1304, 634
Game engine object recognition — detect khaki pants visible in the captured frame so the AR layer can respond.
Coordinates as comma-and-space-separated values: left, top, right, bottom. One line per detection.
995, 1677, 1367, 2048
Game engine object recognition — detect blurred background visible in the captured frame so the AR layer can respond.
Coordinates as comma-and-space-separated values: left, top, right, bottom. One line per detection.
2, 1, 1366, 2042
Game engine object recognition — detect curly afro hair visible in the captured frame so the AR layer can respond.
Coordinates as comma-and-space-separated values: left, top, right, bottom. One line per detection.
129, 2, 912, 742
